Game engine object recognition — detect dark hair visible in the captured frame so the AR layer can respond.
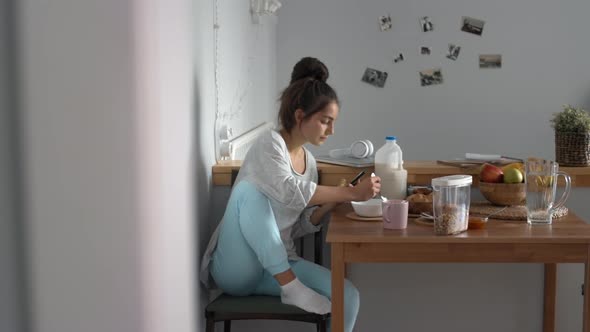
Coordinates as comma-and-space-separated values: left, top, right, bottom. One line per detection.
290, 57, 329, 84
278, 78, 339, 132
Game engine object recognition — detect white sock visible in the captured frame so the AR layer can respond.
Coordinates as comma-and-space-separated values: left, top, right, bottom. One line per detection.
280, 278, 331, 315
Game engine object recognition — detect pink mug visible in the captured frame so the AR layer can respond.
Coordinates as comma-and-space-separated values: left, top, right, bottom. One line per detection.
382, 199, 409, 229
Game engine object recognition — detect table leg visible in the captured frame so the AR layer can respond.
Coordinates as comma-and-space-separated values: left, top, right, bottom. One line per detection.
584, 246, 590, 332
331, 243, 345, 332
543, 263, 556, 332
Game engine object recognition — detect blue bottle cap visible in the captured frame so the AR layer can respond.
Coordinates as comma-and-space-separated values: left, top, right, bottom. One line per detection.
386, 136, 396, 140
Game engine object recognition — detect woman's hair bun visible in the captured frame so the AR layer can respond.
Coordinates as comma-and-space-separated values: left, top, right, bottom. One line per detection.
290, 57, 329, 83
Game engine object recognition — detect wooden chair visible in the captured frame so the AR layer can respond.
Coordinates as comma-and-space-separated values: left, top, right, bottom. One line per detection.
204, 170, 330, 332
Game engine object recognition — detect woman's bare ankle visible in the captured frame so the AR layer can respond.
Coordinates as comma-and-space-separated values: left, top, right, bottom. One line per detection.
274, 269, 296, 286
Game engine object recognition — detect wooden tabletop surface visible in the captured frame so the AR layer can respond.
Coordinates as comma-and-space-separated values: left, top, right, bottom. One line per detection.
327, 204, 590, 244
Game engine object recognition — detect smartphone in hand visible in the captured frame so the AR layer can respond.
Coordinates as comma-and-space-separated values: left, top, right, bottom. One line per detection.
350, 171, 366, 186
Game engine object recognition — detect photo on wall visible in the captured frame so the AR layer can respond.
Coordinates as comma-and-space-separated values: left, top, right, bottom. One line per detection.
420, 16, 434, 32
461, 16, 485, 36
419, 68, 443, 87
479, 54, 502, 68
379, 15, 392, 31
361, 68, 388, 88
446, 44, 461, 60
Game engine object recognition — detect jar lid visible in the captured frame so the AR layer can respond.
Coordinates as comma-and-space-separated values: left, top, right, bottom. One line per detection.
432, 175, 472, 187
386, 136, 396, 140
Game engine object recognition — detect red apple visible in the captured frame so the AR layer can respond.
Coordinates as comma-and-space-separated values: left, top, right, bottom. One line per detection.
479, 163, 504, 183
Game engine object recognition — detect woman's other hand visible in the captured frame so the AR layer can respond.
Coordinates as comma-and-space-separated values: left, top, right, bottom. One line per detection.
352, 175, 381, 201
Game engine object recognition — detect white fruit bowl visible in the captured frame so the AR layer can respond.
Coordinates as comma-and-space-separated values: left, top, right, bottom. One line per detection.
351, 198, 383, 217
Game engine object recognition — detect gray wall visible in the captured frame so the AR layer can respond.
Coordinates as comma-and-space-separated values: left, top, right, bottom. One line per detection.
14, 0, 275, 331
18, 0, 145, 331
17, 0, 205, 329
278, 0, 590, 161
212, 0, 278, 159
0, 0, 25, 331
273, 0, 590, 331
135, 1, 196, 331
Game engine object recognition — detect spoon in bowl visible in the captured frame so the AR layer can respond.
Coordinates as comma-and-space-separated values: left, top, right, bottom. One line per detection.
370, 173, 388, 202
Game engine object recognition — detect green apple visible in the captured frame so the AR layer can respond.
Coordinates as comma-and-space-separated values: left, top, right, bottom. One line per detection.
503, 168, 523, 183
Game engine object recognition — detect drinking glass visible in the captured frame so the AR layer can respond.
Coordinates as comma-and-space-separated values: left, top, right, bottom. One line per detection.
525, 159, 571, 224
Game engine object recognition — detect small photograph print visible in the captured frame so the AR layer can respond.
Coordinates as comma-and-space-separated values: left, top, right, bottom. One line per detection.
461, 16, 485, 36
446, 44, 461, 61
393, 53, 404, 63
479, 54, 502, 68
419, 68, 443, 87
420, 46, 431, 55
420, 16, 434, 32
379, 15, 392, 31
361, 67, 388, 88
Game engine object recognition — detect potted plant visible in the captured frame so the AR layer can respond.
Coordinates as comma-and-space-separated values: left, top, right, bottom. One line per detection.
550, 104, 590, 166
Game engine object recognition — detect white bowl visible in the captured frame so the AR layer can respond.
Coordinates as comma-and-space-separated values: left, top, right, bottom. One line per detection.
351, 199, 383, 217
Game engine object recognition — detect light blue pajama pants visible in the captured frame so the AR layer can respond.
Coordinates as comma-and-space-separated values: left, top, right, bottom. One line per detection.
211, 181, 360, 332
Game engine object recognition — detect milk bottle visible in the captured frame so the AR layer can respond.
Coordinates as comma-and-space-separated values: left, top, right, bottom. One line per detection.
374, 136, 407, 200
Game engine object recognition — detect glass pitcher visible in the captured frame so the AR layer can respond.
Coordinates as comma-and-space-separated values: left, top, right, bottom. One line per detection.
525, 158, 571, 224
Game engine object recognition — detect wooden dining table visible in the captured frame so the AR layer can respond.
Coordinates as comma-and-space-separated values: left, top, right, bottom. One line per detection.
327, 205, 590, 332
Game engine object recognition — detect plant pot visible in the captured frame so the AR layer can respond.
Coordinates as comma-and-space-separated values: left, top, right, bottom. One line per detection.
555, 132, 590, 166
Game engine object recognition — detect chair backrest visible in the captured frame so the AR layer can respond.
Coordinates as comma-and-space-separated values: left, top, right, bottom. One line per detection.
230, 169, 324, 265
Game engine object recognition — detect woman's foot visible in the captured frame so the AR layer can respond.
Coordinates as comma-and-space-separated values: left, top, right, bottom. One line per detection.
280, 278, 331, 314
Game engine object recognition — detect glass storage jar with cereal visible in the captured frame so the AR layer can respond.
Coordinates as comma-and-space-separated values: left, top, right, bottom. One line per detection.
431, 175, 473, 235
